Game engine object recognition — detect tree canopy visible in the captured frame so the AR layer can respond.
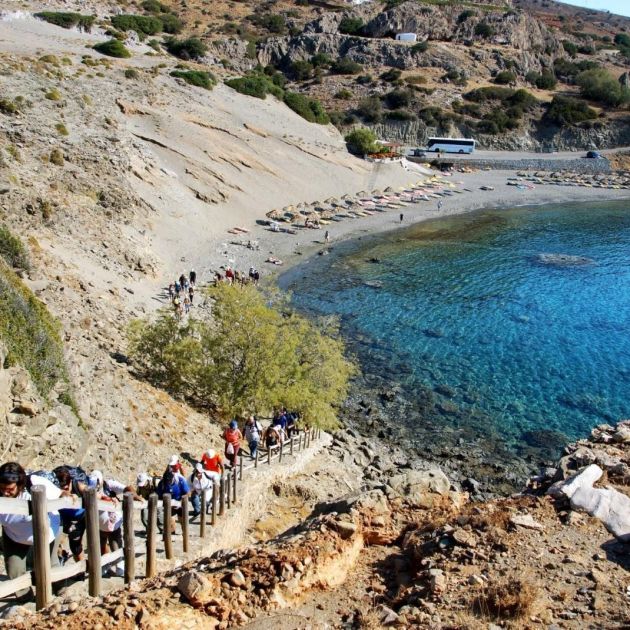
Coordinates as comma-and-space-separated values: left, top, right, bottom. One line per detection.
128, 284, 356, 428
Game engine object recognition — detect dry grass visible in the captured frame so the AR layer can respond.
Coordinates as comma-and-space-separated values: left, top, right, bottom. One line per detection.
472, 577, 539, 620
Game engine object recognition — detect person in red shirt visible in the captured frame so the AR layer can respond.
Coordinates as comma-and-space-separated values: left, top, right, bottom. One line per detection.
167, 455, 185, 477
201, 449, 223, 482
223, 420, 242, 468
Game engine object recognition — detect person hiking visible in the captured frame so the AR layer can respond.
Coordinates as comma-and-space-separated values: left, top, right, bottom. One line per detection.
324, 230, 330, 243
223, 420, 242, 468
201, 449, 223, 482
244, 416, 263, 460
0, 463, 62, 597
88, 470, 140, 578
53, 465, 94, 562
166, 455, 186, 478
157, 470, 190, 534
189, 464, 214, 519
179, 273, 186, 289
263, 425, 281, 450
189, 269, 196, 286
400, 213, 404, 223
188, 285, 194, 304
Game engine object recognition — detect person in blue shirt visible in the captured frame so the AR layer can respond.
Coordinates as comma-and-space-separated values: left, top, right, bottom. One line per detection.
157, 470, 190, 534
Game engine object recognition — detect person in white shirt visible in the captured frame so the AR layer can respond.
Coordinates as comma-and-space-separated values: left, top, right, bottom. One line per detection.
0, 462, 61, 596
190, 463, 215, 519
88, 470, 142, 578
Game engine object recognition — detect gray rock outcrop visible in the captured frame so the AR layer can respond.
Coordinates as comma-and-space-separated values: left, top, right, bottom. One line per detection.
549, 464, 630, 543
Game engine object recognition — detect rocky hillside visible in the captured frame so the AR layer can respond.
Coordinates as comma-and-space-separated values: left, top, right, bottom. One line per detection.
0, 7, 416, 475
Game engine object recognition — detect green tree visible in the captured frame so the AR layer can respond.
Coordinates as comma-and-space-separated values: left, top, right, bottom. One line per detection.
475, 22, 495, 38
339, 16, 364, 35
128, 285, 355, 427
344, 127, 381, 155
577, 69, 630, 107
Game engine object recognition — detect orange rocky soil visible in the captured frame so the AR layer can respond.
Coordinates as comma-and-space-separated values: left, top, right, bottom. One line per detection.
5, 466, 629, 629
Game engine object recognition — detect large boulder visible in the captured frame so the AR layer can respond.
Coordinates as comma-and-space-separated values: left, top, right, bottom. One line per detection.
388, 468, 450, 506
548, 464, 630, 543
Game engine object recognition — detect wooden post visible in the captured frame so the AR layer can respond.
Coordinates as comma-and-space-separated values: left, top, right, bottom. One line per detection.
219, 475, 225, 516
84, 487, 101, 597
232, 466, 237, 504
226, 471, 232, 510
163, 493, 173, 560
146, 493, 157, 578
298, 432, 303, 451
290, 436, 294, 456
200, 492, 207, 538
181, 495, 189, 554
268, 446, 272, 465
31, 486, 52, 610
254, 448, 259, 468
279, 440, 284, 463
123, 493, 135, 584
212, 483, 218, 525
239, 454, 243, 481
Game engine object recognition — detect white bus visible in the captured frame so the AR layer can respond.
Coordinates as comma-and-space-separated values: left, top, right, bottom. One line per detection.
426, 137, 476, 154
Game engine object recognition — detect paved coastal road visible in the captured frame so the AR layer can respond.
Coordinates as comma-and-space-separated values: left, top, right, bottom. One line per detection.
406, 147, 630, 161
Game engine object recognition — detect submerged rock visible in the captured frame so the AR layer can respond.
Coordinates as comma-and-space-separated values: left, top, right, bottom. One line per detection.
536, 253, 595, 267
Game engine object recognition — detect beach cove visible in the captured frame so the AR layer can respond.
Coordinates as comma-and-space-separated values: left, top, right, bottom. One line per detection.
192, 168, 630, 496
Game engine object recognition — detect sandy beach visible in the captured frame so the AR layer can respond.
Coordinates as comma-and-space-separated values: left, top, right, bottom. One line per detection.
192, 168, 630, 289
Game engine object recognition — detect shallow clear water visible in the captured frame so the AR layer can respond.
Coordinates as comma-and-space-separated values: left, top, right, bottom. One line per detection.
281, 200, 630, 450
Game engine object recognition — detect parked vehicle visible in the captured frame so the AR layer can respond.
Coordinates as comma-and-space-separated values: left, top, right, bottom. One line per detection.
427, 137, 476, 154
585, 150, 603, 159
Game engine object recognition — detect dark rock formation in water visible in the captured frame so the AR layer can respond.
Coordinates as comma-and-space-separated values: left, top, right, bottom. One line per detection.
536, 253, 594, 267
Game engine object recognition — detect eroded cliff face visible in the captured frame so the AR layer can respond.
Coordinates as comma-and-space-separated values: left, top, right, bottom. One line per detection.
258, 3, 562, 75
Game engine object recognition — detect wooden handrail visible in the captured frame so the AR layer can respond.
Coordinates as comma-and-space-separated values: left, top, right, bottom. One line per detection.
0, 427, 325, 603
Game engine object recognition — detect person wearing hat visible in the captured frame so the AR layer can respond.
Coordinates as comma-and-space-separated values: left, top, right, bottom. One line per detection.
244, 416, 263, 460
223, 420, 242, 469
201, 449, 223, 480
190, 463, 214, 520
167, 455, 186, 478
89, 470, 144, 578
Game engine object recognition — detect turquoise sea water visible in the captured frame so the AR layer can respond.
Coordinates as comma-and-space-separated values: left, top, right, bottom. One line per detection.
281, 200, 630, 453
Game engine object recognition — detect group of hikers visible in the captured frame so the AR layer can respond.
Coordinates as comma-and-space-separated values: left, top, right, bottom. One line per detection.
167, 269, 197, 318
213, 265, 260, 287
0, 410, 302, 600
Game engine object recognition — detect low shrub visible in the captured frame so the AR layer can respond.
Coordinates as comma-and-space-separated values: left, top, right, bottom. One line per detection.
339, 16, 364, 35
562, 40, 578, 57
93, 39, 131, 58
553, 58, 599, 83
111, 14, 163, 36
330, 58, 363, 75
472, 578, 538, 620
171, 69, 215, 89
385, 88, 412, 109
344, 128, 380, 155
142, 0, 170, 13
405, 74, 426, 85
0, 225, 30, 270
475, 22, 495, 38
0, 257, 75, 403
159, 13, 184, 34
526, 70, 557, 90
55, 123, 68, 136
457, 9, 476, 23
34, 11, 95, 32
464, 86, 515, 102
335, 88, 353, 100
577, 68, 630, 107
124, 68, 140, 79
386, 109, 416, 120
311, 53, 332, 68
411, 40, 429, 53
283, 91, 329, 124
225, 74, 279, 99
165, 37, 207, 60
356, 74, 374, 85
0, 98, 20, 115
494, 70, 516, 85
248, 13, 285, 34
356, 96, 382, 122
45, 88, 62, 101
289, 60, 314, 81
49, 148, 64, 166
380, 68, 402, 82
545, 95, 597, 125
